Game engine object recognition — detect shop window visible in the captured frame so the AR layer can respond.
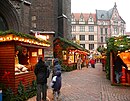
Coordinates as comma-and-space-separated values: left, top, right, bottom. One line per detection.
15, 46, 42, 74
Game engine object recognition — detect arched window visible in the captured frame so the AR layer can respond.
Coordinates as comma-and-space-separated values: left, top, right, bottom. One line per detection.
0, 15, 8, 31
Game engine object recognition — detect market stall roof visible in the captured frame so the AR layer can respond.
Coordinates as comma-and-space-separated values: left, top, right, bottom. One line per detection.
0, 30, 50, 47
107, 35, 130, 52
54, 37, 89, 52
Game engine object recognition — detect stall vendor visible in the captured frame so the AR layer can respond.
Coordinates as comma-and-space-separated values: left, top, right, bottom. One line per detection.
18, 48, 29, 65
15, 50, 28, 74
18, 48, 32, 71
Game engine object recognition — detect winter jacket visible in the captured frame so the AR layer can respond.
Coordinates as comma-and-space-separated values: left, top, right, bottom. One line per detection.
52, 58, 61, 77
34, 59, 49, 84
51, 71, 62, 91
90, 59, 95, 64
114, 56, 128, 72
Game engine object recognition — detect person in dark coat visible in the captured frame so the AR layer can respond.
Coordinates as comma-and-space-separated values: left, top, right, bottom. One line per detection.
52, 58, 61, 78
34, 57, 49, 101
50, 71, 62, 100
114, 55, 128, 83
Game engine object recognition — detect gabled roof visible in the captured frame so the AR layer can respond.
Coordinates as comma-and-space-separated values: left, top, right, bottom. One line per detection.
71, 13, 96, 22
96, 9, 112, 20
120, 16, 126, 24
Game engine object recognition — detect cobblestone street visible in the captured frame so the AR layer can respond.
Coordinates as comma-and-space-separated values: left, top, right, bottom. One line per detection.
28, 63, 130, 101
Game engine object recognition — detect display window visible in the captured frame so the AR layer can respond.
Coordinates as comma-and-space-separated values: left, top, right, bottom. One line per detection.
14, 46, 42, 75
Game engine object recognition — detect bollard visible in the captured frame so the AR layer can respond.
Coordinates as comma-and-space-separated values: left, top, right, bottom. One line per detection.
0, 89, 2, 101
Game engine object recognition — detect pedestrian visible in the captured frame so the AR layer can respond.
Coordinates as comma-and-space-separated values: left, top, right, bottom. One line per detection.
89, 57, 95, 68
101, 55, 106, 71
77, 56, 82, 70
52, 58, 61, 78
114, 55, 128, 84
50, 71, 62, 101
85, 57, 89, 68
34, 57, 50, 101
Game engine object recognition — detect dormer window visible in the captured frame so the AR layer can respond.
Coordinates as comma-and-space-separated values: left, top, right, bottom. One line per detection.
79, 14, 84, 22
71, 15, 75, 22
79, 17, 84, 21
88, 17, 93, 22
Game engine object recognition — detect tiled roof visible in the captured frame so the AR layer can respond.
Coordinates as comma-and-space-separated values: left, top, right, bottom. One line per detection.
96, 9, 112, 20
72, 13, 96, 22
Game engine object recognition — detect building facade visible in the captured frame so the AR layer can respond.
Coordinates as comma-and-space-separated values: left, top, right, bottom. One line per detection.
71, 13, 97, 51
71, 3, 126, 51
96, 3, 126, 47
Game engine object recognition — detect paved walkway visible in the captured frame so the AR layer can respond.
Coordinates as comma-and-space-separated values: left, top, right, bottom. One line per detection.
28, 63, 130, 101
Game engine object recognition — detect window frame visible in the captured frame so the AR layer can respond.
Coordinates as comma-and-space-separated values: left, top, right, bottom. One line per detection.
79, 35, 85, 41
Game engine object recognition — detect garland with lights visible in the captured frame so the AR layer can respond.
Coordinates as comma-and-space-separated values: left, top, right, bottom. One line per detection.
0, 30, 51, 46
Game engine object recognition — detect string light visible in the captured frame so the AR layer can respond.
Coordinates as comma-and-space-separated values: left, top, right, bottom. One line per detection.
0, 35, 50, 47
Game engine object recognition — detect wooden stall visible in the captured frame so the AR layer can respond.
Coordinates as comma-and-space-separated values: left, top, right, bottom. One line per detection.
53, 37, 88, 66
0, 31, 50, 93
107, 35, 130, 85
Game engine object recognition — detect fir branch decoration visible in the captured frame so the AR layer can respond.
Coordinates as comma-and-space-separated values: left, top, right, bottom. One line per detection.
0, 30, 51, 44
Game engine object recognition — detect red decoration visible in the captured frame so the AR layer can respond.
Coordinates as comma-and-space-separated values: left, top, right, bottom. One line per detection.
2, 71, 11, 82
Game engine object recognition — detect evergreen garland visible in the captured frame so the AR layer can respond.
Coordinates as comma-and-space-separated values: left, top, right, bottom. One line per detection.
0, 30, 50, 44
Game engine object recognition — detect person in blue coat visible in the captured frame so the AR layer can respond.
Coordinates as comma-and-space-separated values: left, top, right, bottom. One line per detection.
52, 58, 61, 78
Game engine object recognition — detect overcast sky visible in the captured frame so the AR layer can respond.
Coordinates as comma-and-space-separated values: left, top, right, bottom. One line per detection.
71, 0, 130, 32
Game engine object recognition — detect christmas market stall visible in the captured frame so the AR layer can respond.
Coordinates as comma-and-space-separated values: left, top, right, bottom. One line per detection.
0, 30, 50, 93
106, 35, 130, 85
53, 37, 88, 71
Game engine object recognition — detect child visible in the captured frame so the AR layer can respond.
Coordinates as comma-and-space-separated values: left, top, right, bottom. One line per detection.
89, 57, 95, 68
50, 71, 62, 101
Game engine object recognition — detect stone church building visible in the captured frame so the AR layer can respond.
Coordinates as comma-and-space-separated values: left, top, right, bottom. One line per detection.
0, 0, 71, 39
